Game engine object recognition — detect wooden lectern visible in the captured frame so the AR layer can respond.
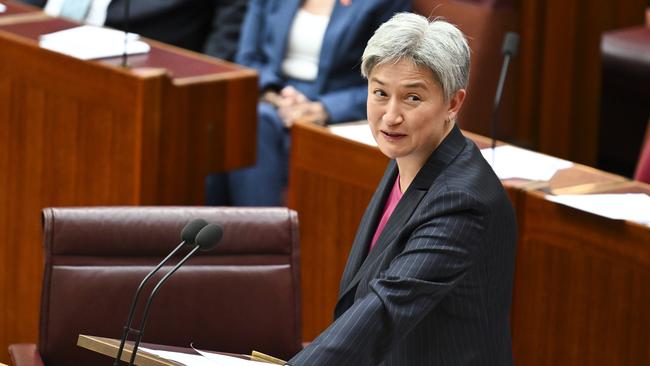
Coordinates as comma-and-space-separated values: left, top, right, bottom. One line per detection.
77, 334, 284, 366
0, 2, 257, 361
77, 335, 182, 366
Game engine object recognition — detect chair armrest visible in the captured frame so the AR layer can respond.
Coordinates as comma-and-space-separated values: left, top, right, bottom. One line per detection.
8, 344, 45, 366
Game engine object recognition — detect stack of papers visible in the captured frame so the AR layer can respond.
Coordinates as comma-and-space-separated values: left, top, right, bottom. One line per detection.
39, 25, 150, 60
481, 145, 574, 181
329, 122, 377, 147
546, 193, 650, 226
140, 346, 271, 366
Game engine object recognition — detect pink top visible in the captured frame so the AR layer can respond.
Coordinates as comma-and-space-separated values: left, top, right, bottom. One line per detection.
370, 175, 403, 251
635, 129, 650, 184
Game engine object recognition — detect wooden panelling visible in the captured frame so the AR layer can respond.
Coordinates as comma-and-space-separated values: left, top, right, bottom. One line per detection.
156, 76, 258, 205
290, 171, 377, 338
0, 40, 155, 363
0, 16, 256, 363
522, 0, 646, 165
511, 191, 650, 365
288, 123, 387, 339
422, 1, 520, 142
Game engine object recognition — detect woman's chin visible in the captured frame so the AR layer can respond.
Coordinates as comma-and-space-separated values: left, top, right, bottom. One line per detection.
378, 146, 403, 160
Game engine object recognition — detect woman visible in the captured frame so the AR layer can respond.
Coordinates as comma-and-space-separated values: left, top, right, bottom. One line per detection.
209, 0, 411, 206
288, 13, 517, 365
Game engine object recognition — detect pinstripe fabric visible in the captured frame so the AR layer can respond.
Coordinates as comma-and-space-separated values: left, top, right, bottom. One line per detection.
289, 125, 517, 365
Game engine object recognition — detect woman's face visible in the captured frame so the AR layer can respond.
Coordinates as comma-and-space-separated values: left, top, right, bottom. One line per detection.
367, 59, 464, 168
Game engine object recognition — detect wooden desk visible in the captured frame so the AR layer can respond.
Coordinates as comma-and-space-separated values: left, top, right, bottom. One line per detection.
288, 122, 387, 340
0, 4, 256, 362
288, 121, 648, 365
512, 188, 649, 365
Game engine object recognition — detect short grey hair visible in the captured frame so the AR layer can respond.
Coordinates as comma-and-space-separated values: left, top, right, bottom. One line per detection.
361, 13, 470, 101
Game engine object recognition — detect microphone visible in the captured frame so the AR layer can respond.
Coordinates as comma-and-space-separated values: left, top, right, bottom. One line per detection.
490, 32, 520, 152
126, 223, 224, 366
121, 0, 131, 67
113, 218, 208, 366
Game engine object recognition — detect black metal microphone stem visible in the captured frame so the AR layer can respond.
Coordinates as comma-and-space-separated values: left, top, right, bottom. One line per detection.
491, 54, 512, 151
127, 245, 202, 366
112, 241, 187, 366
121, 0, 130, 67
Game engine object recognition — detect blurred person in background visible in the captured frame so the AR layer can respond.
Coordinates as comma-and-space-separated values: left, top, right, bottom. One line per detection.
207, 0, 411, 206
20, 0, 248, 61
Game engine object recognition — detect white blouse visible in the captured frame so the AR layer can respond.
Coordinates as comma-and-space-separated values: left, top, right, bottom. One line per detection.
44, 0, 112, 26
281, 8, 330, 81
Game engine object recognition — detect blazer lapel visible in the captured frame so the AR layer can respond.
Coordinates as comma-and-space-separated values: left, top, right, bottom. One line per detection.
271, 0, 301, 69
315, 1, 352, 88
336, 125, 468, 304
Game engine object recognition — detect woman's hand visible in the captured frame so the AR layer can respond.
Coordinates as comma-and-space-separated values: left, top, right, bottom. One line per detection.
261, 90, 282, 107
279, 86, 308, 105
269, 86, 328, 127
278, 101, 329, 127
261, 85, 308, 108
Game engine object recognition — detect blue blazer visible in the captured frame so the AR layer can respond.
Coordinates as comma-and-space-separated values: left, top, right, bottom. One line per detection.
290, 126, 518, 365
235, 0, 410, 123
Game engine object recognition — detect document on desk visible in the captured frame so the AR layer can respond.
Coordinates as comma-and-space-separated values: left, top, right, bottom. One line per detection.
140, 346, 271, 366
546, 193, 650, 226
329, 121, 377, 147
39, 25, 150, 60
481, 145, 574, 181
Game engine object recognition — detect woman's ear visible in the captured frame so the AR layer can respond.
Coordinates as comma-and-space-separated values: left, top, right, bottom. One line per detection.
448, 89, 467, 119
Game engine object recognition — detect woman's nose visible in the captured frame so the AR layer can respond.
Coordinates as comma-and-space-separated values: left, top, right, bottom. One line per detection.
383, 100, 403, 125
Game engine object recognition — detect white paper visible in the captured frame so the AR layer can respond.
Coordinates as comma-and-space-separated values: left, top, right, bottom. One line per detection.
546, 193, 650, 225
0, 3, 6, 13
139, 347, 216, 366
139, 346, 270, 366
39, 25, 150, 60
481, 145, 574, 181
329, 122, 377, 147
194, 348, 269, 365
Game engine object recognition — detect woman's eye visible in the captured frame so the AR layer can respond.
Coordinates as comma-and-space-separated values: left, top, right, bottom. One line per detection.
373, 90, 387, 97
406, 95, 421, 102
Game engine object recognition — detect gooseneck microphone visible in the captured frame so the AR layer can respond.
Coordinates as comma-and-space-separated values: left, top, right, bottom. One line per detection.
490, 32, 520, 151
121, 0, 131, 67
125, 223, 224, 366
113, 218, 208, 366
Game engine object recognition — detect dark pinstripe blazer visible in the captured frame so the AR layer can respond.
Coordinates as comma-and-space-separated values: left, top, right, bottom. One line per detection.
290, 125, 517, 365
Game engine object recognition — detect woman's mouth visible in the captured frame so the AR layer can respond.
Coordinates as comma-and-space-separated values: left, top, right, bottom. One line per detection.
381, 130, 406, 142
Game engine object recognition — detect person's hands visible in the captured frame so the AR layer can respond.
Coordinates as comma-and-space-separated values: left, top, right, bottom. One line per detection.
261, 90, 282, 107
279, 86, 308, 105
262, 85, 308, 108
278, 101, 329, 128
269, 86, 328, 127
